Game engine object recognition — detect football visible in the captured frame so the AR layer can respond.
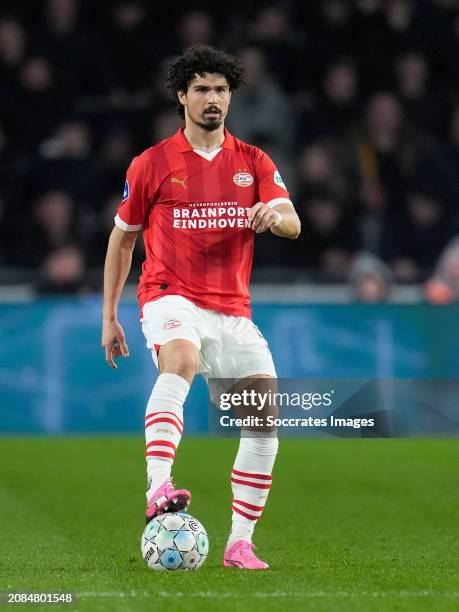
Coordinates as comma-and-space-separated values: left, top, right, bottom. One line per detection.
141, 512, 209, 571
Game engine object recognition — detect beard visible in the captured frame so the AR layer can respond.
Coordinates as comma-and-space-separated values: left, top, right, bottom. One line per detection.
190, 109, 224, 132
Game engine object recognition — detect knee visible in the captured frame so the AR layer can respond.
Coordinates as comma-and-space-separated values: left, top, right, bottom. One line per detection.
158, 340, 200, 382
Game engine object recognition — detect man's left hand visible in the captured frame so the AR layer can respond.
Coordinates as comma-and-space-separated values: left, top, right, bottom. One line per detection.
248, 202, 281, 233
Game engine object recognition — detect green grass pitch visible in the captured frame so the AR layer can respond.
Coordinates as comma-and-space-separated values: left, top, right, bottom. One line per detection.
0, 437, 458, 611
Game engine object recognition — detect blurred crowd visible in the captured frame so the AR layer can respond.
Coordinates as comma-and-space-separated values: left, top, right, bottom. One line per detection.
1, 0, 459, 302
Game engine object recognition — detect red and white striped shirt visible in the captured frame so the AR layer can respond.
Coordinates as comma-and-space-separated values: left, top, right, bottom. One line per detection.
115, 128, 292, 318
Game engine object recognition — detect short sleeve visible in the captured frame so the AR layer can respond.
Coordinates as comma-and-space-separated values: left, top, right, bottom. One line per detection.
115, 153, 154, 231
254, 149, 293, 209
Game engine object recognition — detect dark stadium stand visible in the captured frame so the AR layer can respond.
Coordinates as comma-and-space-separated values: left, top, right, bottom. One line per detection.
1, 0, 459, 299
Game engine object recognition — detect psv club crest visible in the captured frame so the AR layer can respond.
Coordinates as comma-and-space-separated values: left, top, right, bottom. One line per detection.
233, 172, 254, 187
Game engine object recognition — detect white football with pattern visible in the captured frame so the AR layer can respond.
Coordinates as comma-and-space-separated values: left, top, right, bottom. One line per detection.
141, 512, 209, 571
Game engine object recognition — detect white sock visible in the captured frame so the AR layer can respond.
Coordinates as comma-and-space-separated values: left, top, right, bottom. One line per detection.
227, 435, 279, 547
145, 373, 189, 500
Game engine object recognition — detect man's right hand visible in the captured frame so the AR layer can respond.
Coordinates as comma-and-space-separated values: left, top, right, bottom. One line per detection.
102, 318, 129, 369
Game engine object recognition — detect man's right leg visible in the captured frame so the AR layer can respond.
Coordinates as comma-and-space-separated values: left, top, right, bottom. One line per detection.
145, 339, 200, 523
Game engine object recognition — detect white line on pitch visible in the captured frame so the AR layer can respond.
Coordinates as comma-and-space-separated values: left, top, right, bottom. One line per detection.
77, 591, 459, 599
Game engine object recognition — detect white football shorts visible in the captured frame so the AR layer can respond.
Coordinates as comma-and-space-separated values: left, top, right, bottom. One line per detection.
141, 295, 276, 404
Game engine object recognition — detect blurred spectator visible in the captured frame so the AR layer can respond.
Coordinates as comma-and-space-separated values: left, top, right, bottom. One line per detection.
46, 0, 78, 34
297, 143, 346, 200
355, 0, 382, 14
383, 1, 431, 62
357, 92, 413, 209
300, 0, 355, 83
247, 5, 303, 92
31, 0, 108, 96
36, 244, 87, 295
11, 190, 76, 267
96, 127, 135, 200
227, 46, 294, 157
106, 1, 153, 94
297, 192, 361, 280
394, 51, 445, 143
33, 120, 97, 203
349, 252, 393, 302
14, 56, 64, 154
424, 236, 459, 304
301, 57, 360, 140
41, 119, 91, 159
177, 11, 216, 49
382, 190, 453, 281
412, 104, 459, 215
350, 92, 414, 255
0, 17, 26, 88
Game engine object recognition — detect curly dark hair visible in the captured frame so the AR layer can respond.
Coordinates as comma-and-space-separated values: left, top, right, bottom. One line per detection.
166, 45, 247, 118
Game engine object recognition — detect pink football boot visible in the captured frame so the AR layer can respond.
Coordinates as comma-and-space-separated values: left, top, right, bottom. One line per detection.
145, 478, 191, 524
223, 540, 269, 569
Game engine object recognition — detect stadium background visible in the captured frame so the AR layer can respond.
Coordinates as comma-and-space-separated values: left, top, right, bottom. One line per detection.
1, 0, 459, 432
1, 2, 458, 610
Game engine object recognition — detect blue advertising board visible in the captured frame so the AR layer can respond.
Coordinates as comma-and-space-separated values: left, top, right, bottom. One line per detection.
1, 298, 458, 434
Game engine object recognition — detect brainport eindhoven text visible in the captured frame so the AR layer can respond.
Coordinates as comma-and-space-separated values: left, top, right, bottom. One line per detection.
219, 416, 375, 429
173, 202, 250, 229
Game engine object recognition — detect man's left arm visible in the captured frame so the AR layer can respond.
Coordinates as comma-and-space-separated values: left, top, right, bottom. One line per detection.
248, 202, 301, 239
251, 148, 301, 240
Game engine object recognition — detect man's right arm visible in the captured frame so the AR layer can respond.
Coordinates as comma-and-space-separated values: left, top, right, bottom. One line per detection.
102, 225, 141, 368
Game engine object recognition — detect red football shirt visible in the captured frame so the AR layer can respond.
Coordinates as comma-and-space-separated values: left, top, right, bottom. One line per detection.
115, 128, 292, 318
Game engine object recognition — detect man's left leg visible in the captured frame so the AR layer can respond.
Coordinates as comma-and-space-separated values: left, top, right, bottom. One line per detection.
224, 375, 278, 570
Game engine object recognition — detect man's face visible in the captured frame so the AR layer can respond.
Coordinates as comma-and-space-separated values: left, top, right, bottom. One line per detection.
178, 73, 231, 131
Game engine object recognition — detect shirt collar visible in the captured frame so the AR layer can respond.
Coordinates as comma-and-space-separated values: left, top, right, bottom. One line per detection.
173, 127, 235, 152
